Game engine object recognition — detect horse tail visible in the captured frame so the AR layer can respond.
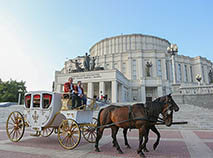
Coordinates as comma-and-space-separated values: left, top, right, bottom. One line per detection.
97, 108, 104, 127
97, 106, 115, 128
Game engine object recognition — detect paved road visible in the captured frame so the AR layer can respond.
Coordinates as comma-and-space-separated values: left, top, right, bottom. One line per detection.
0, 104, 213, 157
0, 127, 213, 158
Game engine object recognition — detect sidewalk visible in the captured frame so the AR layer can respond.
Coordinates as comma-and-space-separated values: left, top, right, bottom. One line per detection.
0, 127, 213, 158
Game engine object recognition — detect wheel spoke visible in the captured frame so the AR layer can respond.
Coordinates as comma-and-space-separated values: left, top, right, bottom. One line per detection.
71, 135, 77, 145
10, 117, 16, 124
9, 128, 15, 136
12, 129, 16, 139
17, 128, 21, 136
62, 135, 69, 144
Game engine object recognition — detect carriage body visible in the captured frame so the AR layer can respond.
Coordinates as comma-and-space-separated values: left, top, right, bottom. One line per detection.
6, 90, 97, 149
23, 91, 62, 131
23, 91, 94, 130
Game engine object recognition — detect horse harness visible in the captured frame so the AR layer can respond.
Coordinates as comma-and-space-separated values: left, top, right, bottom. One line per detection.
128, 104, 153, 130
128, 105, 133, 130
128, 103, 165, 130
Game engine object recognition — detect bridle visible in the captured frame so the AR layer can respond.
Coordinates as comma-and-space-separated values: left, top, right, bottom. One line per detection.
161, 102, 174, 120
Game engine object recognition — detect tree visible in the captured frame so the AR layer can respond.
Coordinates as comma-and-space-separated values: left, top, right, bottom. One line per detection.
0, 79, 27, 103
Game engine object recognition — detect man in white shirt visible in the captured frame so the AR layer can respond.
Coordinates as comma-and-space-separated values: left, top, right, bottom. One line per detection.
76, 81, 87, 107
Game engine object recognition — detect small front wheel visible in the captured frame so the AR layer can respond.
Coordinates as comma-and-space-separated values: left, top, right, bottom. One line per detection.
82, 117, 97, 143
58, 119, 81, 150
41, 128, 54, 137
6, 111, 25, 142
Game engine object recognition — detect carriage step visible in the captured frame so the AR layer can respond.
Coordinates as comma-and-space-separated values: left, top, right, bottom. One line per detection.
30, 132, 41, 137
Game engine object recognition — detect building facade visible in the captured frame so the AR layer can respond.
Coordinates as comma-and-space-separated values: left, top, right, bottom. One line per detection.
54, 34, 213, 103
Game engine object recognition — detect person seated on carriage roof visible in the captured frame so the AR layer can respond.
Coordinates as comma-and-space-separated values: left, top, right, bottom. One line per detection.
75, 81, 87, 107
64, 77, 75, 95
64, 77, 77, 108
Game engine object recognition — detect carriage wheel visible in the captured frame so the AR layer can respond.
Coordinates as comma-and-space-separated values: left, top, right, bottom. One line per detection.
58, 119, 81, 150
6, 111, 25, 142
82, 117, 97, 143
41, 128, 54, 137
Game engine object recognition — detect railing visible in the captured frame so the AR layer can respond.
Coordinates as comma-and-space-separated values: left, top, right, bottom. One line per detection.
179, 85, 213, 95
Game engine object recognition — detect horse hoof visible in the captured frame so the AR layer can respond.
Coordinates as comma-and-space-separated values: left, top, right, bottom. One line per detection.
126, 145, 131, 149
153, 144, 158, 150
118, 150, 123, 154
140, 153, 146, 157
95, 148, 100, 152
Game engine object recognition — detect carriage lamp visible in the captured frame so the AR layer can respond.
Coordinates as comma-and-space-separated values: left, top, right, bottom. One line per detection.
167, 44, 178, 56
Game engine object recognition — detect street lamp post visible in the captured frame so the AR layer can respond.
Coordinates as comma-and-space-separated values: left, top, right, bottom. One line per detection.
18, 89, 22, 105
167, 44, 178, 84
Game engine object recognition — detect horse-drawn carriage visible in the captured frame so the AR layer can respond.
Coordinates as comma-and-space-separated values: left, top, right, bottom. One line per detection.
6, 91, 187, 157
6, 91, 97, 149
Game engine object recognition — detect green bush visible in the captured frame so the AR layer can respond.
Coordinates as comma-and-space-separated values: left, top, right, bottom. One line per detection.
0, 78, 27, 103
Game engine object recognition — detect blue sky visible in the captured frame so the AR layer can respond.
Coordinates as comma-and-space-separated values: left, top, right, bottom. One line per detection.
0, 0, 212, 91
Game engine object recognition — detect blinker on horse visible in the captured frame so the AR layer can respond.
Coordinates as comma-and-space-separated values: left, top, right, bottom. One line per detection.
95, 94, 179, 157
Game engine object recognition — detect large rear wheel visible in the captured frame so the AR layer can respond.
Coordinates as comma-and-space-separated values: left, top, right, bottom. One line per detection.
6, 111, 25, 142
82, 117, 97, 143
58, 119, 81, 150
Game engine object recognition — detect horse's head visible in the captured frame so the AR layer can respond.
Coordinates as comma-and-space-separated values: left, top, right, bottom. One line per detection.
160, 94, 179, 126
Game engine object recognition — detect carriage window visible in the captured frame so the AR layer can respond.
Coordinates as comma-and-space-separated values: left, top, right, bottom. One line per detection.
42, 94, 52, 109
25, 94, 31, 108
33, 95, 40, 108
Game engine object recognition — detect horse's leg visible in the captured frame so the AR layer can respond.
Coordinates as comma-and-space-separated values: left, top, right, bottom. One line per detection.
111, 127, 116, 147
137, 127, 146, 157
151, 125, 160, 150
123, 128, 131, 148
141, 130, 149, 152
95, 127, 104, 152
111, 126, 123, 154
143, 128, 150, 152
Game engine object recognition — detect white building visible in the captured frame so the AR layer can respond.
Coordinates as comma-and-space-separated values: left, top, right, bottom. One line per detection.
54, 34, 213, 103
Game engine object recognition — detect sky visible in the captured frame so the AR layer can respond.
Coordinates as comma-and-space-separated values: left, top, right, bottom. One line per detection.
0, 0, 213, 91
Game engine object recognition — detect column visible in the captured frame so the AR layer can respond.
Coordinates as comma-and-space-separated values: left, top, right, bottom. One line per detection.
99, 81, 105, 99
141, 86, 146, 103
157, 86, 163, 97
119, 84, 124, 102
87, 82, 94, 99
138, 57, 142, 79
128, 58, 132, 79
111, 80, 118, 103
162, 58, 167, 80
152, 58, 157, 77
171, 55, 177, 84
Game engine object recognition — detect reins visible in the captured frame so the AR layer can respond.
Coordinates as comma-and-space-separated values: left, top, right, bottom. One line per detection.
95, 115, 164, 129
95, 100, 173, 129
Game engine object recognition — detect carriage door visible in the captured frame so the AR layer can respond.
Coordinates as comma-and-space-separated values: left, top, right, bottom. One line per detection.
40, 93, 52, 127
30, 94, 42, 130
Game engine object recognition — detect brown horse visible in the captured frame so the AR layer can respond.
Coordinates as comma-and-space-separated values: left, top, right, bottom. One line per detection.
119, 95, 179, 152
95, 94, 179, 157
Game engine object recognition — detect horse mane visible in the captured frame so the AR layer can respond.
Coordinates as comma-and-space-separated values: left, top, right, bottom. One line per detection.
153, 95, 167, 103
147, 101, 165, 117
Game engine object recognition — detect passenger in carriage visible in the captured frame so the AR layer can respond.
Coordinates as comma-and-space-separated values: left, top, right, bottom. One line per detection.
75, 81, 87, 107
64, 77, 77, 108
